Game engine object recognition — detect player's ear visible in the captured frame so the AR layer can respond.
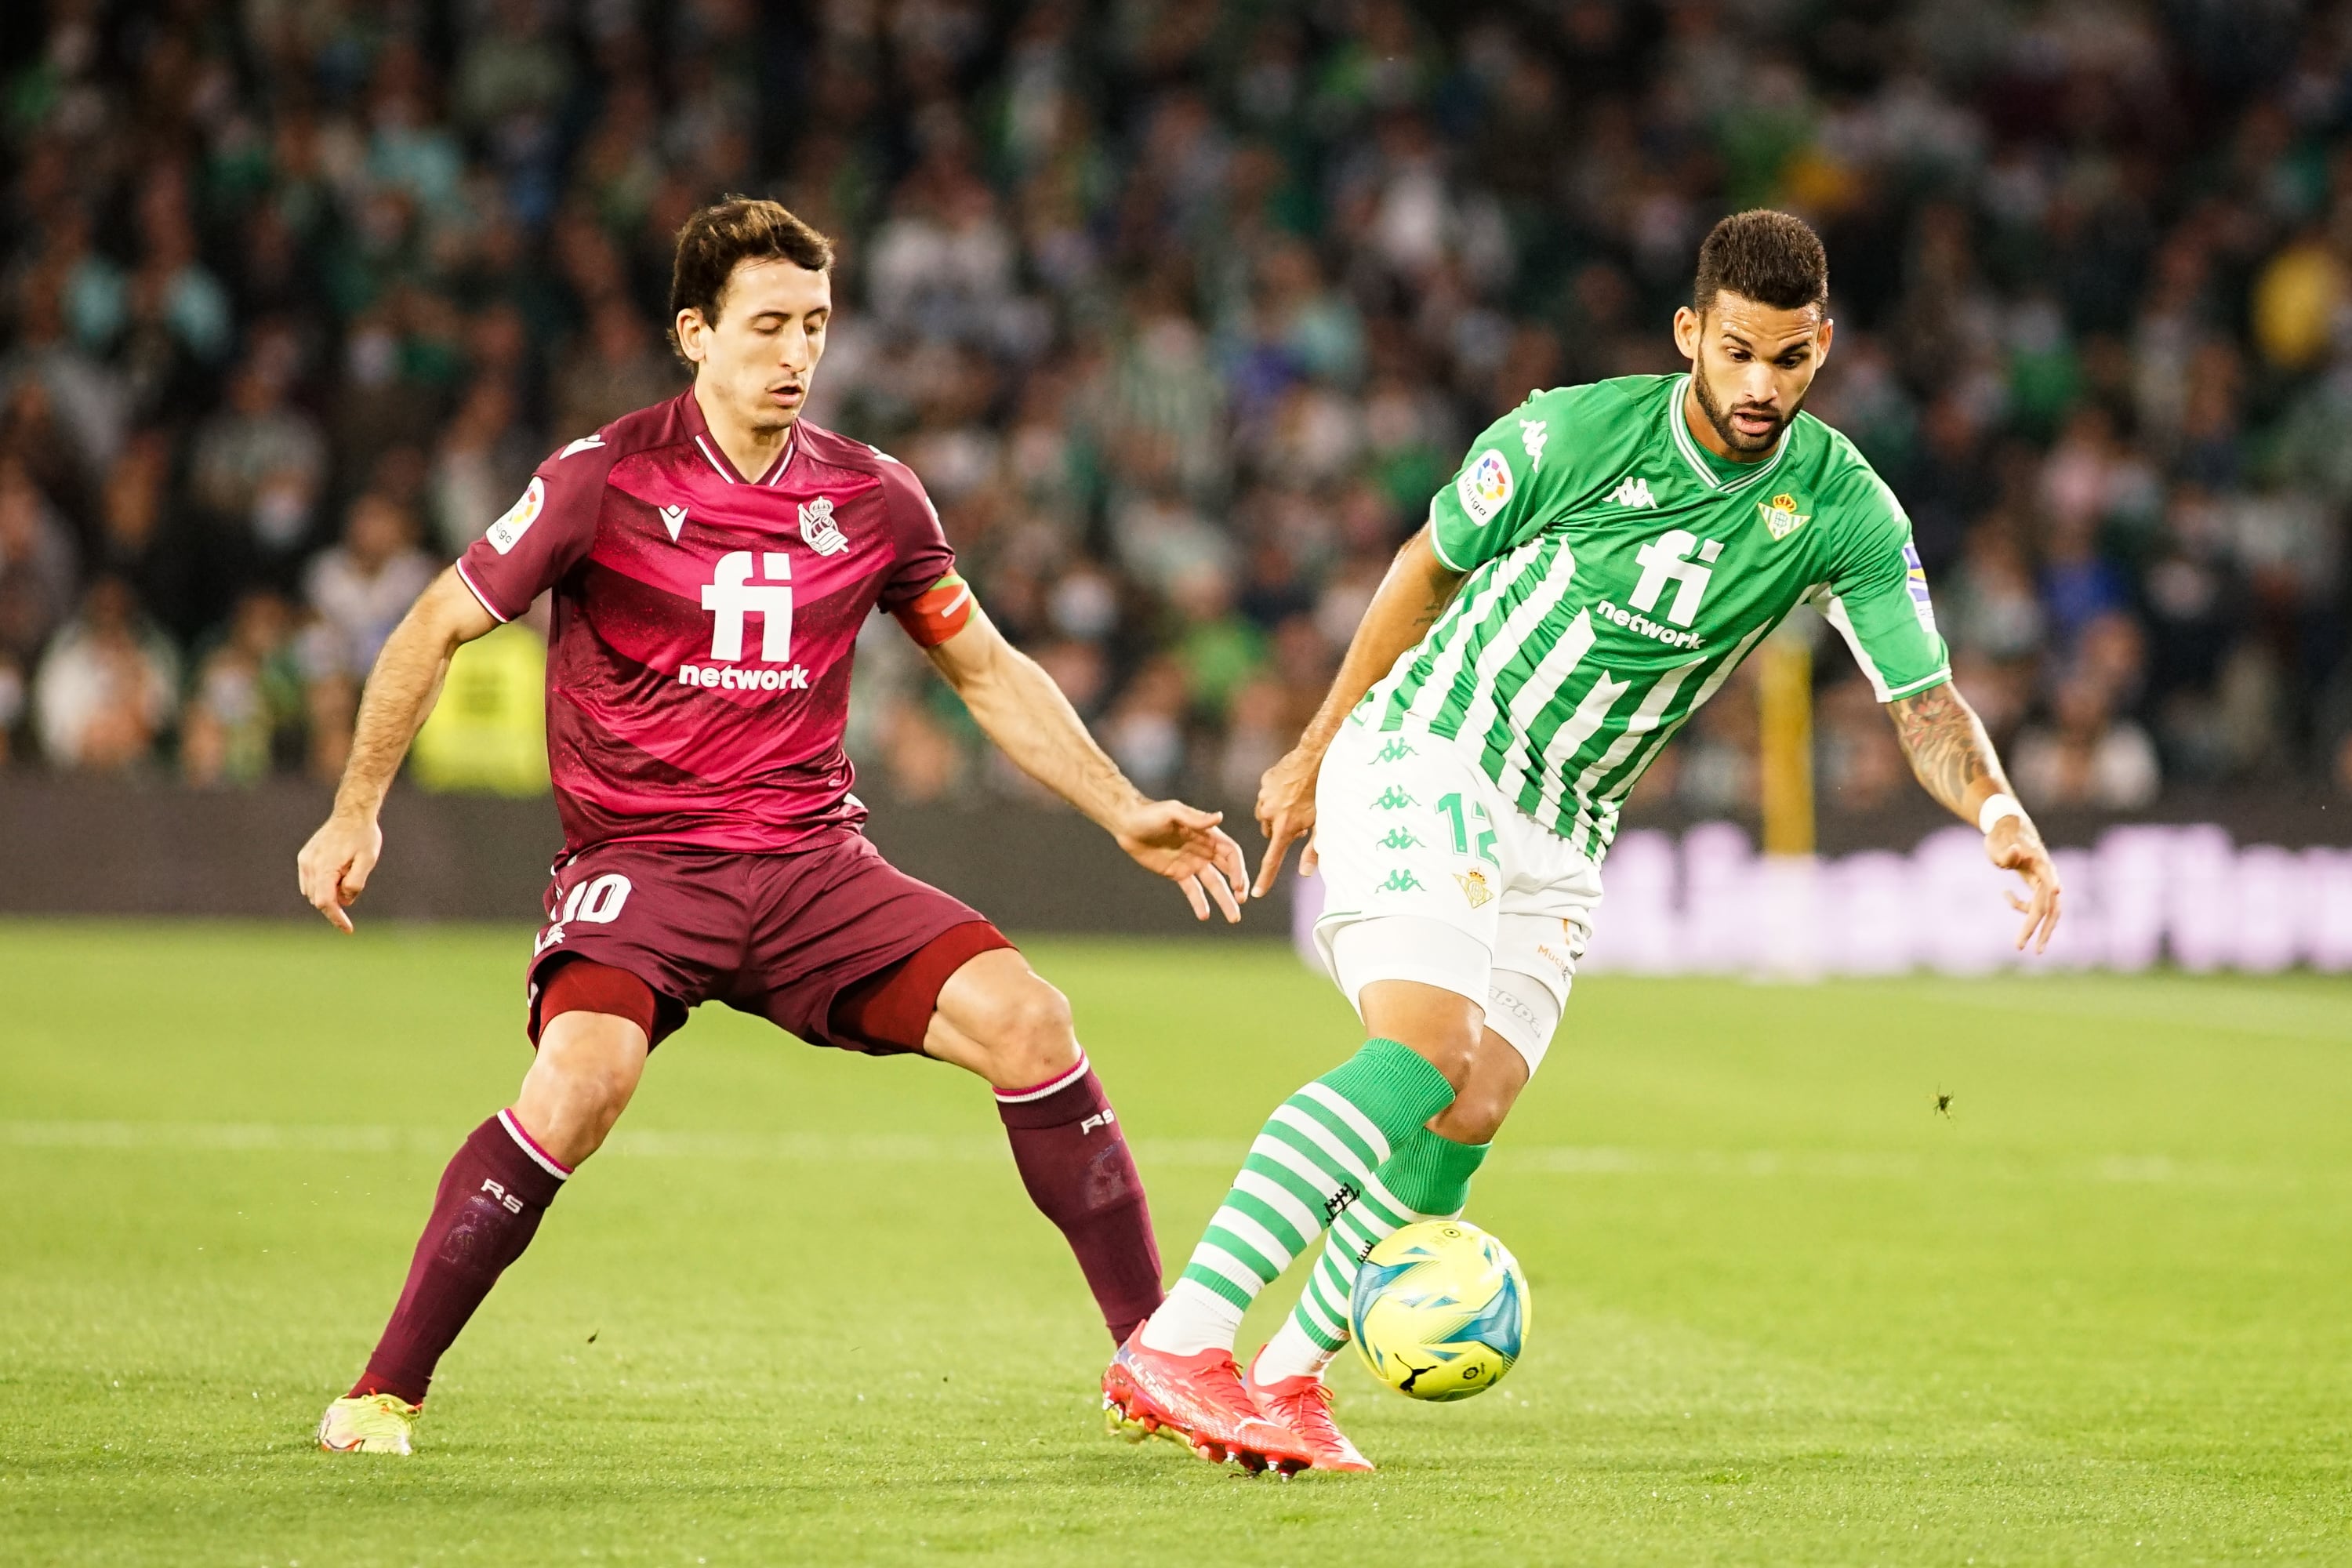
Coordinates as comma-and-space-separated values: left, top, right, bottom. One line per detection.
1671, 305, 1701, 362
1814, 314, 1835, 365
675, 309, 708, 364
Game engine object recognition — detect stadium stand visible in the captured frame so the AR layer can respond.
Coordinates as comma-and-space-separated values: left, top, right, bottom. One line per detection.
1, 0, 2348, 818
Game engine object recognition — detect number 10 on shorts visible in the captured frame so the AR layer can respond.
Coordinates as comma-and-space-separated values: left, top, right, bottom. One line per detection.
1436, 793, 1498, 866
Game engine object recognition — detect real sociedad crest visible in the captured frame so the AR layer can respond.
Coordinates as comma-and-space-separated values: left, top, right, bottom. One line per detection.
799, 496, 848, 556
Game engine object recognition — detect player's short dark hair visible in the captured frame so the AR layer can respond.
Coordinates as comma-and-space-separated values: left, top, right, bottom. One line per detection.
1691, 209, 1828, 317
668, 198, 834, 352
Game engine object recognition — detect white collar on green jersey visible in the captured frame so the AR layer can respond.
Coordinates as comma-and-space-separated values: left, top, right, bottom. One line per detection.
1665, 373, 1793, 495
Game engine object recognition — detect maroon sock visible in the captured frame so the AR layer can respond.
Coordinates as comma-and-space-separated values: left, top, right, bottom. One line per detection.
348, 1110, 569, 1405
995, 1056, 1164, 1344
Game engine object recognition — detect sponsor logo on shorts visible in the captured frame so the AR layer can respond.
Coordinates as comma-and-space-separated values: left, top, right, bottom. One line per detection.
1374, 786, 1418, 811
1374, 737, 1417, 763
1377, 827, 1425, 850
1377, 868, 1427, 894
1455, 867, 1494, 908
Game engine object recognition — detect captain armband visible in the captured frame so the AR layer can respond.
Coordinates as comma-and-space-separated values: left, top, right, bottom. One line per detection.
891, 572, 975, 647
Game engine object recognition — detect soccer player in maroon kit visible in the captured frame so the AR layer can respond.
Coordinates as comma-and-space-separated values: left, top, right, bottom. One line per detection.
299, 200, 1250, 1454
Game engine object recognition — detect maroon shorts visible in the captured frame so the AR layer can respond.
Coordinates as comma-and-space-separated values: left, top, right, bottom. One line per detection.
524, 828, 1001, 1054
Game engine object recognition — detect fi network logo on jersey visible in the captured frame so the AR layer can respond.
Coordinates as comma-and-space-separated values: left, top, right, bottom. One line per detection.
677, 550, 811, 694
1595, 528, 1723, 650
1607, 476, 1657, 509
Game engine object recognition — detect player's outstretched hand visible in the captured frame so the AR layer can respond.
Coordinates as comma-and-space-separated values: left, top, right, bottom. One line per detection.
1986, 815, 2062, 953
1252, 742, 1323, 898
1114, 800, 1249, 924
297, 811, 383, 934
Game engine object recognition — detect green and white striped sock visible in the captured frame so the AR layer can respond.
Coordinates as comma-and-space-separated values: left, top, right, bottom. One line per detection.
1285, 1125, 1492, 1364
1141, 1038, 1455, 1357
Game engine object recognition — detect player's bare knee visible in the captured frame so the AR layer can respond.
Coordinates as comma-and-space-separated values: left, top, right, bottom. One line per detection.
1431, 1087, 1511, 1145
984, 977, 1079, 1087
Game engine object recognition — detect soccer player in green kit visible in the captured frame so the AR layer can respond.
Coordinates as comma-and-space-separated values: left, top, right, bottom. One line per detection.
1102, 209, 2065, 1473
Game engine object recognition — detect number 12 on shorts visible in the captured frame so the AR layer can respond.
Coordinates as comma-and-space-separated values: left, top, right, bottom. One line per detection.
1436, 793, 1498, 866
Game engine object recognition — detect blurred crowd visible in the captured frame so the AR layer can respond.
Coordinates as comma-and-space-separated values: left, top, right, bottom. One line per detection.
4, 1, 2352, 815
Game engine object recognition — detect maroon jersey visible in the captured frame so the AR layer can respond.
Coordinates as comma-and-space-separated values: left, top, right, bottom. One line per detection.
456, 390, 962, 855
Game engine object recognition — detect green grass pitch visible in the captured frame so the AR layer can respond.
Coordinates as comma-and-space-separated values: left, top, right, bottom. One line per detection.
5, 921, 2350, 1565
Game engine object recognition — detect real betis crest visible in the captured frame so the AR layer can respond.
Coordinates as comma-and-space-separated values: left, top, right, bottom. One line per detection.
1757, 492, 1809, 541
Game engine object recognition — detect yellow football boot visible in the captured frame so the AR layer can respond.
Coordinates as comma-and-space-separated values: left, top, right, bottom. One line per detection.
316, 1393, 420, 1454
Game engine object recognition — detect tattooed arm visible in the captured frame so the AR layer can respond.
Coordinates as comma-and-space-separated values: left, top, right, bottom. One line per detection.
1887, 680, 2063, 952
1250, 522, 1467, 894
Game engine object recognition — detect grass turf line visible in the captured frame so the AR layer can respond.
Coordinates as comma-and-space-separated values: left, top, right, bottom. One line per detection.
3, 920, 2350, 1566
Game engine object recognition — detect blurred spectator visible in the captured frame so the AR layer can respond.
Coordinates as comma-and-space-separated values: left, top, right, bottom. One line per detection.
181, 592, 304, 786
2013, 677, 2163, 811
0, 457, 78, 670
33, 577, 179, 771
303, 493, 435, 681
188, 350, 328, 581
553, 299, 678, 441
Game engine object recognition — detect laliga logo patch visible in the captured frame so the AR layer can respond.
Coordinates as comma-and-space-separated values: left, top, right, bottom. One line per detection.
1758, 491, 1809, 541
800, 496, 848, 556
486, 477, 546, 554
1457, 450, 1514, 524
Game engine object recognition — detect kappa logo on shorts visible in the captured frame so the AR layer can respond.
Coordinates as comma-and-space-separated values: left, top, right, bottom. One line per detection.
1377, 827, 1425, 850
1373, 737, 1418, 763
1377, 868, 1428, 894
1374, 787, 1418, 811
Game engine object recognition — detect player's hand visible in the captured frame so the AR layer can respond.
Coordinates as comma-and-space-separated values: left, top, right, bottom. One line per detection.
297, 810, 383, 934
1113, 799, 1249, 923
1253, 742, 1324, 897
1986, 815, 2061, 953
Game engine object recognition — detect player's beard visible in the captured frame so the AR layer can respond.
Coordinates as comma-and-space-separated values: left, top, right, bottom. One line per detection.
1690, 360, 1803, 457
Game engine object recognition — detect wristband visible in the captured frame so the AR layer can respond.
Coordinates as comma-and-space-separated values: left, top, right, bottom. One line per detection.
1977, 792, 2025, 835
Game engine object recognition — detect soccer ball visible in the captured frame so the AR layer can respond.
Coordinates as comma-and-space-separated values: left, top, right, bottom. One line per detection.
1350, 1219, 1530, 1402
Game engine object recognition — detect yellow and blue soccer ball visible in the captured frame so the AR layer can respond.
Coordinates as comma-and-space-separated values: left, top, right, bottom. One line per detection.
1350, 1219, 1530, 1401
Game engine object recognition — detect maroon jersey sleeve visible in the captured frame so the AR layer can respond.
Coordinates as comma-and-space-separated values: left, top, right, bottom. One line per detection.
456, 441, 615, 622
874, 456, 971, 647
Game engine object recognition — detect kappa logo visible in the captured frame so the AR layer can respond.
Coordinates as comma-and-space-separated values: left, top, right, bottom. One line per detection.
1374, 786, 1418, 811
1377, 827, 1425, 850
659, 503, 688, 542
1377, 868, 1428, 893
1758, 491, 1809, 541
1373, 736, 1417, 763
1608, 476, 1658, 509
799, 496, 848, 556
1519, 417, 1548, 471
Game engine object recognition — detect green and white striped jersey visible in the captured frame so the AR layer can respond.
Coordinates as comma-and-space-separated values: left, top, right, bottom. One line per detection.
1362, 372, 1949, 861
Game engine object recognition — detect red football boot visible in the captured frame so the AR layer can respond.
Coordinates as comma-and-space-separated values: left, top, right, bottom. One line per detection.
1102, 1327, 1312, 1475
1244, 1347, 1374, 1472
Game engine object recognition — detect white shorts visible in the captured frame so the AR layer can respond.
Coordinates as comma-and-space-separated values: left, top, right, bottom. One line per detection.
1310, 717, 1602, 1073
